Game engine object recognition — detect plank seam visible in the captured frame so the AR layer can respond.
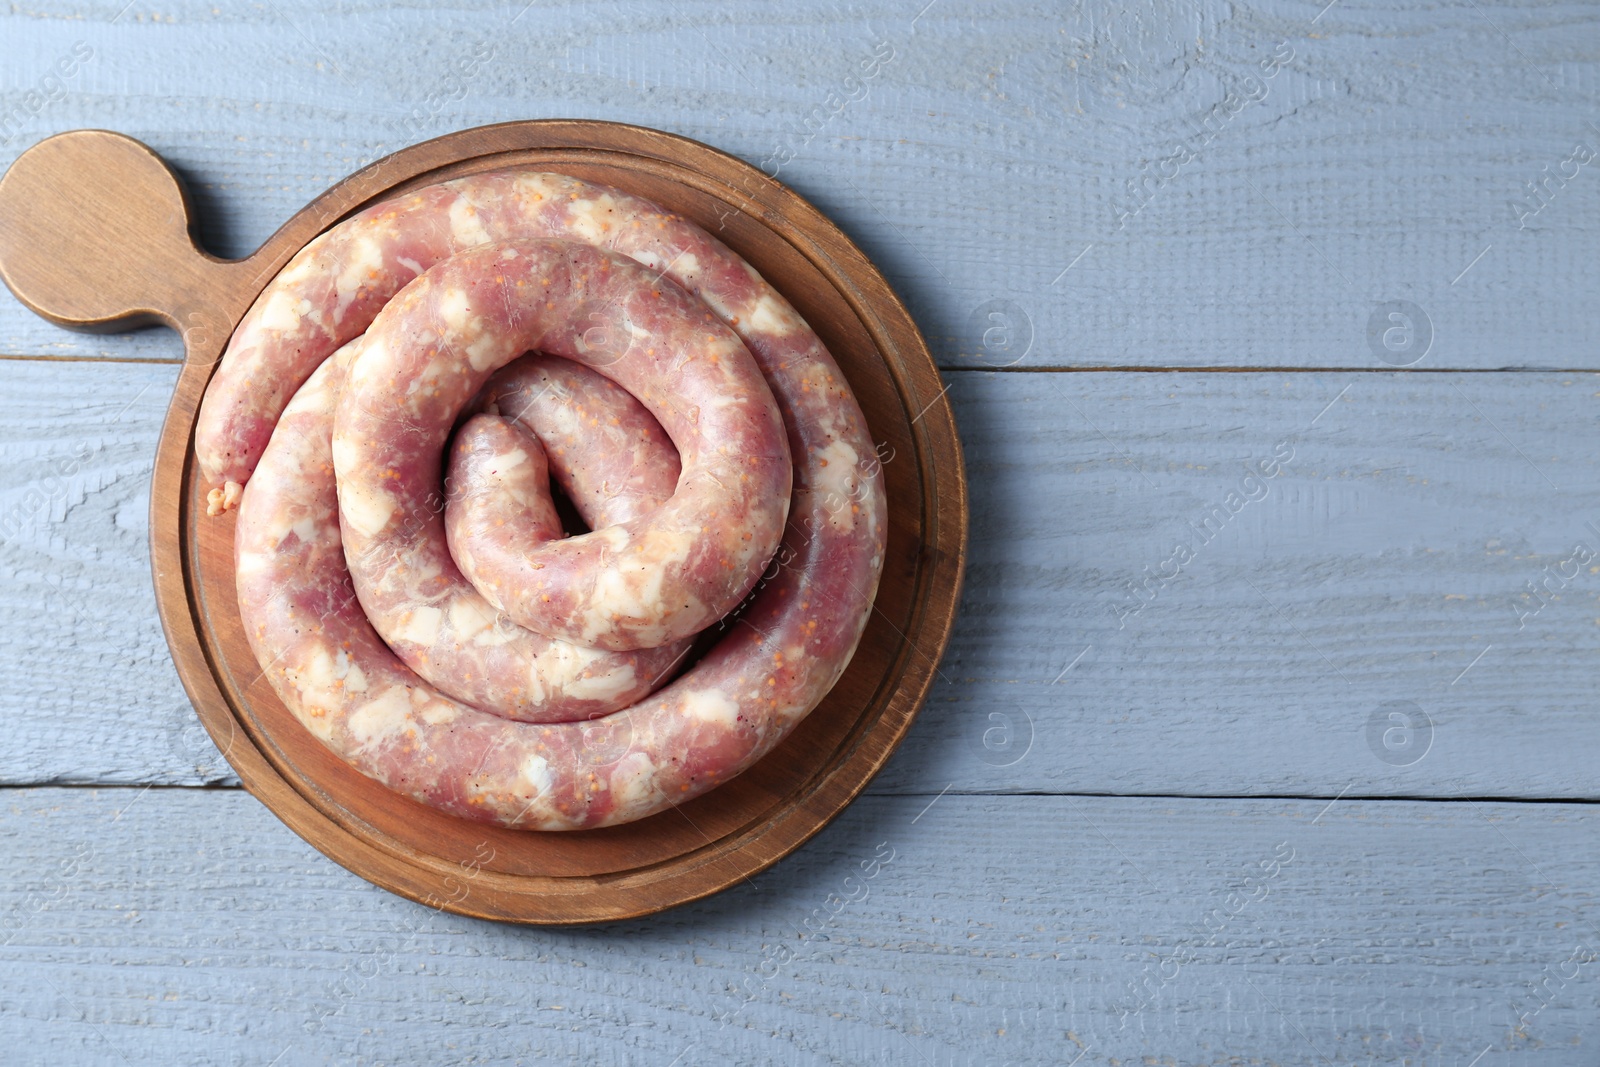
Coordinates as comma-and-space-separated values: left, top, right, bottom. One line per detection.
3, 783, 1598, 806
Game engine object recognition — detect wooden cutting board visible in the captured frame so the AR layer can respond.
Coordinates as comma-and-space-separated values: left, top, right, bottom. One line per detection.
0, 121, 966, 924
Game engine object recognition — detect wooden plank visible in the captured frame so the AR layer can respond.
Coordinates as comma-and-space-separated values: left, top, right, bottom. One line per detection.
898, 368, 1600, 799
0, 361, 212, 784
1, 0, 1598, 368
1, 787, 1597, 1065
5, 359, 1600, 799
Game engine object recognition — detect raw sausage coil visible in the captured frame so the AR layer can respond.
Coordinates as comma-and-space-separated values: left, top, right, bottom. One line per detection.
335, 240, 792, 654
208, 170, 887, 829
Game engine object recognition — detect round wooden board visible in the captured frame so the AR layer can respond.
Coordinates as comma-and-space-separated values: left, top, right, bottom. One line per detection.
0, 121, 967, 924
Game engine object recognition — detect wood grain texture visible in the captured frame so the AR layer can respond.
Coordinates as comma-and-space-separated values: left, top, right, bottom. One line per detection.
3, 788, 1599, 1066
7, 361, 1600, 801
0, 131, 259, 335
3, 0, 1598, 1055
2, 0, 1598, 368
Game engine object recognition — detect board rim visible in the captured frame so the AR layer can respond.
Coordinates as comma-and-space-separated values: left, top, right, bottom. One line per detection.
146, 119, 967, 925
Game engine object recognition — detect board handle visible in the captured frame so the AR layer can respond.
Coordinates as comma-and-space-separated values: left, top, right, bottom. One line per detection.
0, 129, 259, 359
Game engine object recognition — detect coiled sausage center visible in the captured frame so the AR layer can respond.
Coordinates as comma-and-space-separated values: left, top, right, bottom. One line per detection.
334, 240, 791, 656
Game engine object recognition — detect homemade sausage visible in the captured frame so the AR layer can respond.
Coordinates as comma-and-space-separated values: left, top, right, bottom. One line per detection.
219, 171, 888, 829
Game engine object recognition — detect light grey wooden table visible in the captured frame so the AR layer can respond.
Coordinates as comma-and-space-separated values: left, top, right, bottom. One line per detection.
4, 1, 1599, 1063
